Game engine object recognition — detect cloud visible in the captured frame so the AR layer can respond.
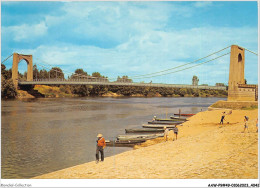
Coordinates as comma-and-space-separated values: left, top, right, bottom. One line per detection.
2, 22, 47, 42
2, 2, 258, 85
12, 24, 257, 85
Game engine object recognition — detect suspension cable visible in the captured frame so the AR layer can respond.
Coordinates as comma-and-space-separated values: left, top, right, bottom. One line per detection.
134, 52, 230, 79
128, 45, 231, 79
1, 53, 13, 64
244, 48, 258, 56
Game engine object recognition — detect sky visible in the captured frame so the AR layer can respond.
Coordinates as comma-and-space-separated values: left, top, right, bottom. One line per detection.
1, 1, 258, 85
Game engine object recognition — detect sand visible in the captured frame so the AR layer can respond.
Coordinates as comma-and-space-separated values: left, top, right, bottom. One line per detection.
33, 109, 258, 179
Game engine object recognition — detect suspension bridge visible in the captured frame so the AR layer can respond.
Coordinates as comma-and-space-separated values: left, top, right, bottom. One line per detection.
1, 45, 258, 95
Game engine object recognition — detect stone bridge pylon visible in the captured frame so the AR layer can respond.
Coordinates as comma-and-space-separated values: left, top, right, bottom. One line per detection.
12, 53, 33, 88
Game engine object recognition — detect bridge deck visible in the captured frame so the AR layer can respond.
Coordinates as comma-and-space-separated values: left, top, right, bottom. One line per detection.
18, 80, 227, 90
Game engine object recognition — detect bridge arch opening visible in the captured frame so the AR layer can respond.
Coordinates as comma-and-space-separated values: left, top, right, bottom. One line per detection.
238, 53, 242, 63
17, 59, 28, 81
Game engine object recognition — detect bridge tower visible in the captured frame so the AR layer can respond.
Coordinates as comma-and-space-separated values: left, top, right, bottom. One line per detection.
12, 53, 33, 88
228, 45, 257, 101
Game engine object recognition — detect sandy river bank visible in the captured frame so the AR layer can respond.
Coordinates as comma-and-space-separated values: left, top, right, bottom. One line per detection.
33, 109, 258, 179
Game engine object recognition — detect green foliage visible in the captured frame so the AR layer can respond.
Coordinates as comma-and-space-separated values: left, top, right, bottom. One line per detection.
241, 105, 258, 110
1, 77, 17, 99
72, 85, 90, 96
1, 64, 12, 80
49, 67, 64, 79
71, 69, 88, 79
92, 72, 102, 78
117, 75, 133, 83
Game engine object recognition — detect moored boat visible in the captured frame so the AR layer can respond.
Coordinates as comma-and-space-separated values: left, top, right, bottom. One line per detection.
170, 116, 188, 121
148, 121, 183, 125
173, 113, 195, 116
117, 133, 163, 141
155, 118, 183, 121
125, 128, 165, 133
142, 124, 179, 128
105, 140, 144, 147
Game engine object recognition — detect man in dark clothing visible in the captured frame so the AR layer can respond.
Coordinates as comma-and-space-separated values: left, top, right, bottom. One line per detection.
96, 133, 106, 163
220, 112, 226, 125
173, 125, 178, 141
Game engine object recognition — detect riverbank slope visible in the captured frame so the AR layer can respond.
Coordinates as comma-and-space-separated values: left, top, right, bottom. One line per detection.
33, 109, 258, 179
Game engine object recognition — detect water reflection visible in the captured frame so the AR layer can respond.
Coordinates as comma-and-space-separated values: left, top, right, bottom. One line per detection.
1, 97, 224, 178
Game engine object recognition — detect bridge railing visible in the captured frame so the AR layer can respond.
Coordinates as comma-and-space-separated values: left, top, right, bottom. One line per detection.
18, 79, 227, 90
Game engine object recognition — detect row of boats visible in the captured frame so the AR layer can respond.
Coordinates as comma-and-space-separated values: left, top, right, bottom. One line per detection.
105, 113, 195, 147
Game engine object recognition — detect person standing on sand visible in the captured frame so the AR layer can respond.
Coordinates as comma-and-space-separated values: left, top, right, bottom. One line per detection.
173, 125, 178, 141
243, 116, 249, 133
96, 133, 106, 163
256, 118, 258, 133
220, 112, 226, 125
164, 126, 169, 141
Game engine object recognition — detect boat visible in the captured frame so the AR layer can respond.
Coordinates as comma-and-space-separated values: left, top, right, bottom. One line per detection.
125, 128, 165, 133
142, 124, 179, 128
117, 133, 163, 141
155, 118, 184, 122
148, 121, 183, 125
173, 113, 195, 116
170, 116, 187, 121
105, 140, 144, 147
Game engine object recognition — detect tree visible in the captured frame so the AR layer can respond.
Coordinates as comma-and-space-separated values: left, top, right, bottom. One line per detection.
33, 65, 40, 79
192, 75, 199, 86
1, 64, 12, 80
49, 67, 64, 79
1, 76, 17, 99
71, 69, 88, 79
117, 75, 133, 83
215, 83, 225, 87
92, 72, 102, 78
39, 69, 49, 79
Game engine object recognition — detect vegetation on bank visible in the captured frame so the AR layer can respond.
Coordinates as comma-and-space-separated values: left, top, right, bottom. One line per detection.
33, 84, 227, 98
1, 63, 228, 99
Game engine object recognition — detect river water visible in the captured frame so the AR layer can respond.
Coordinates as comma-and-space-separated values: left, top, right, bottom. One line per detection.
1, 97, 224, 178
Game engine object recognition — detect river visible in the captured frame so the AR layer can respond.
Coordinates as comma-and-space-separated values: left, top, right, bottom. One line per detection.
1, 97, 224, 179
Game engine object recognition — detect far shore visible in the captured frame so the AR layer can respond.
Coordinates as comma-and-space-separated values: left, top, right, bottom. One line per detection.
33, 108, 258, 179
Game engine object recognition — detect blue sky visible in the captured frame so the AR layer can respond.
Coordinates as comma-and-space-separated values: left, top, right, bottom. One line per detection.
1, 1, 258, 85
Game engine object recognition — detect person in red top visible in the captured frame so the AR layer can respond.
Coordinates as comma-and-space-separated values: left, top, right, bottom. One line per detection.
96, 133, 106, 163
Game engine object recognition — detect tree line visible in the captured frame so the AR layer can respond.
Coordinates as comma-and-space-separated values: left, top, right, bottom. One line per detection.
1, 64, 228, 99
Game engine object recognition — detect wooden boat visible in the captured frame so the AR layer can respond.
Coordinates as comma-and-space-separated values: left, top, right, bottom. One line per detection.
148, 121, 183, 125
173, 113, 195, 116
155, 118, 184, 122
117, 133, 163, 141
105, 140, 144, 147
170, 116, 187, 121
142, 124, 179, 128
125, 128, 165, 133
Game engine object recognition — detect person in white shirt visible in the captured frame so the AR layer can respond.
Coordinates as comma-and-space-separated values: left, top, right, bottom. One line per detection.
164, 126, 169, 141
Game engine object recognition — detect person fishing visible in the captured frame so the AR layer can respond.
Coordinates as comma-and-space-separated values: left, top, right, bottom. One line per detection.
152, 116, 157, 122
220, 112, 226, 125
96, 133, 106, 163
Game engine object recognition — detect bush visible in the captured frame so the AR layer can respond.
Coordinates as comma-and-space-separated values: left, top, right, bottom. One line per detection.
1, 77, 17, 99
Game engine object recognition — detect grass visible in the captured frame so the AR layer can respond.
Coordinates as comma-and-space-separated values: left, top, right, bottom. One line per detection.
241, 105, 258, 110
